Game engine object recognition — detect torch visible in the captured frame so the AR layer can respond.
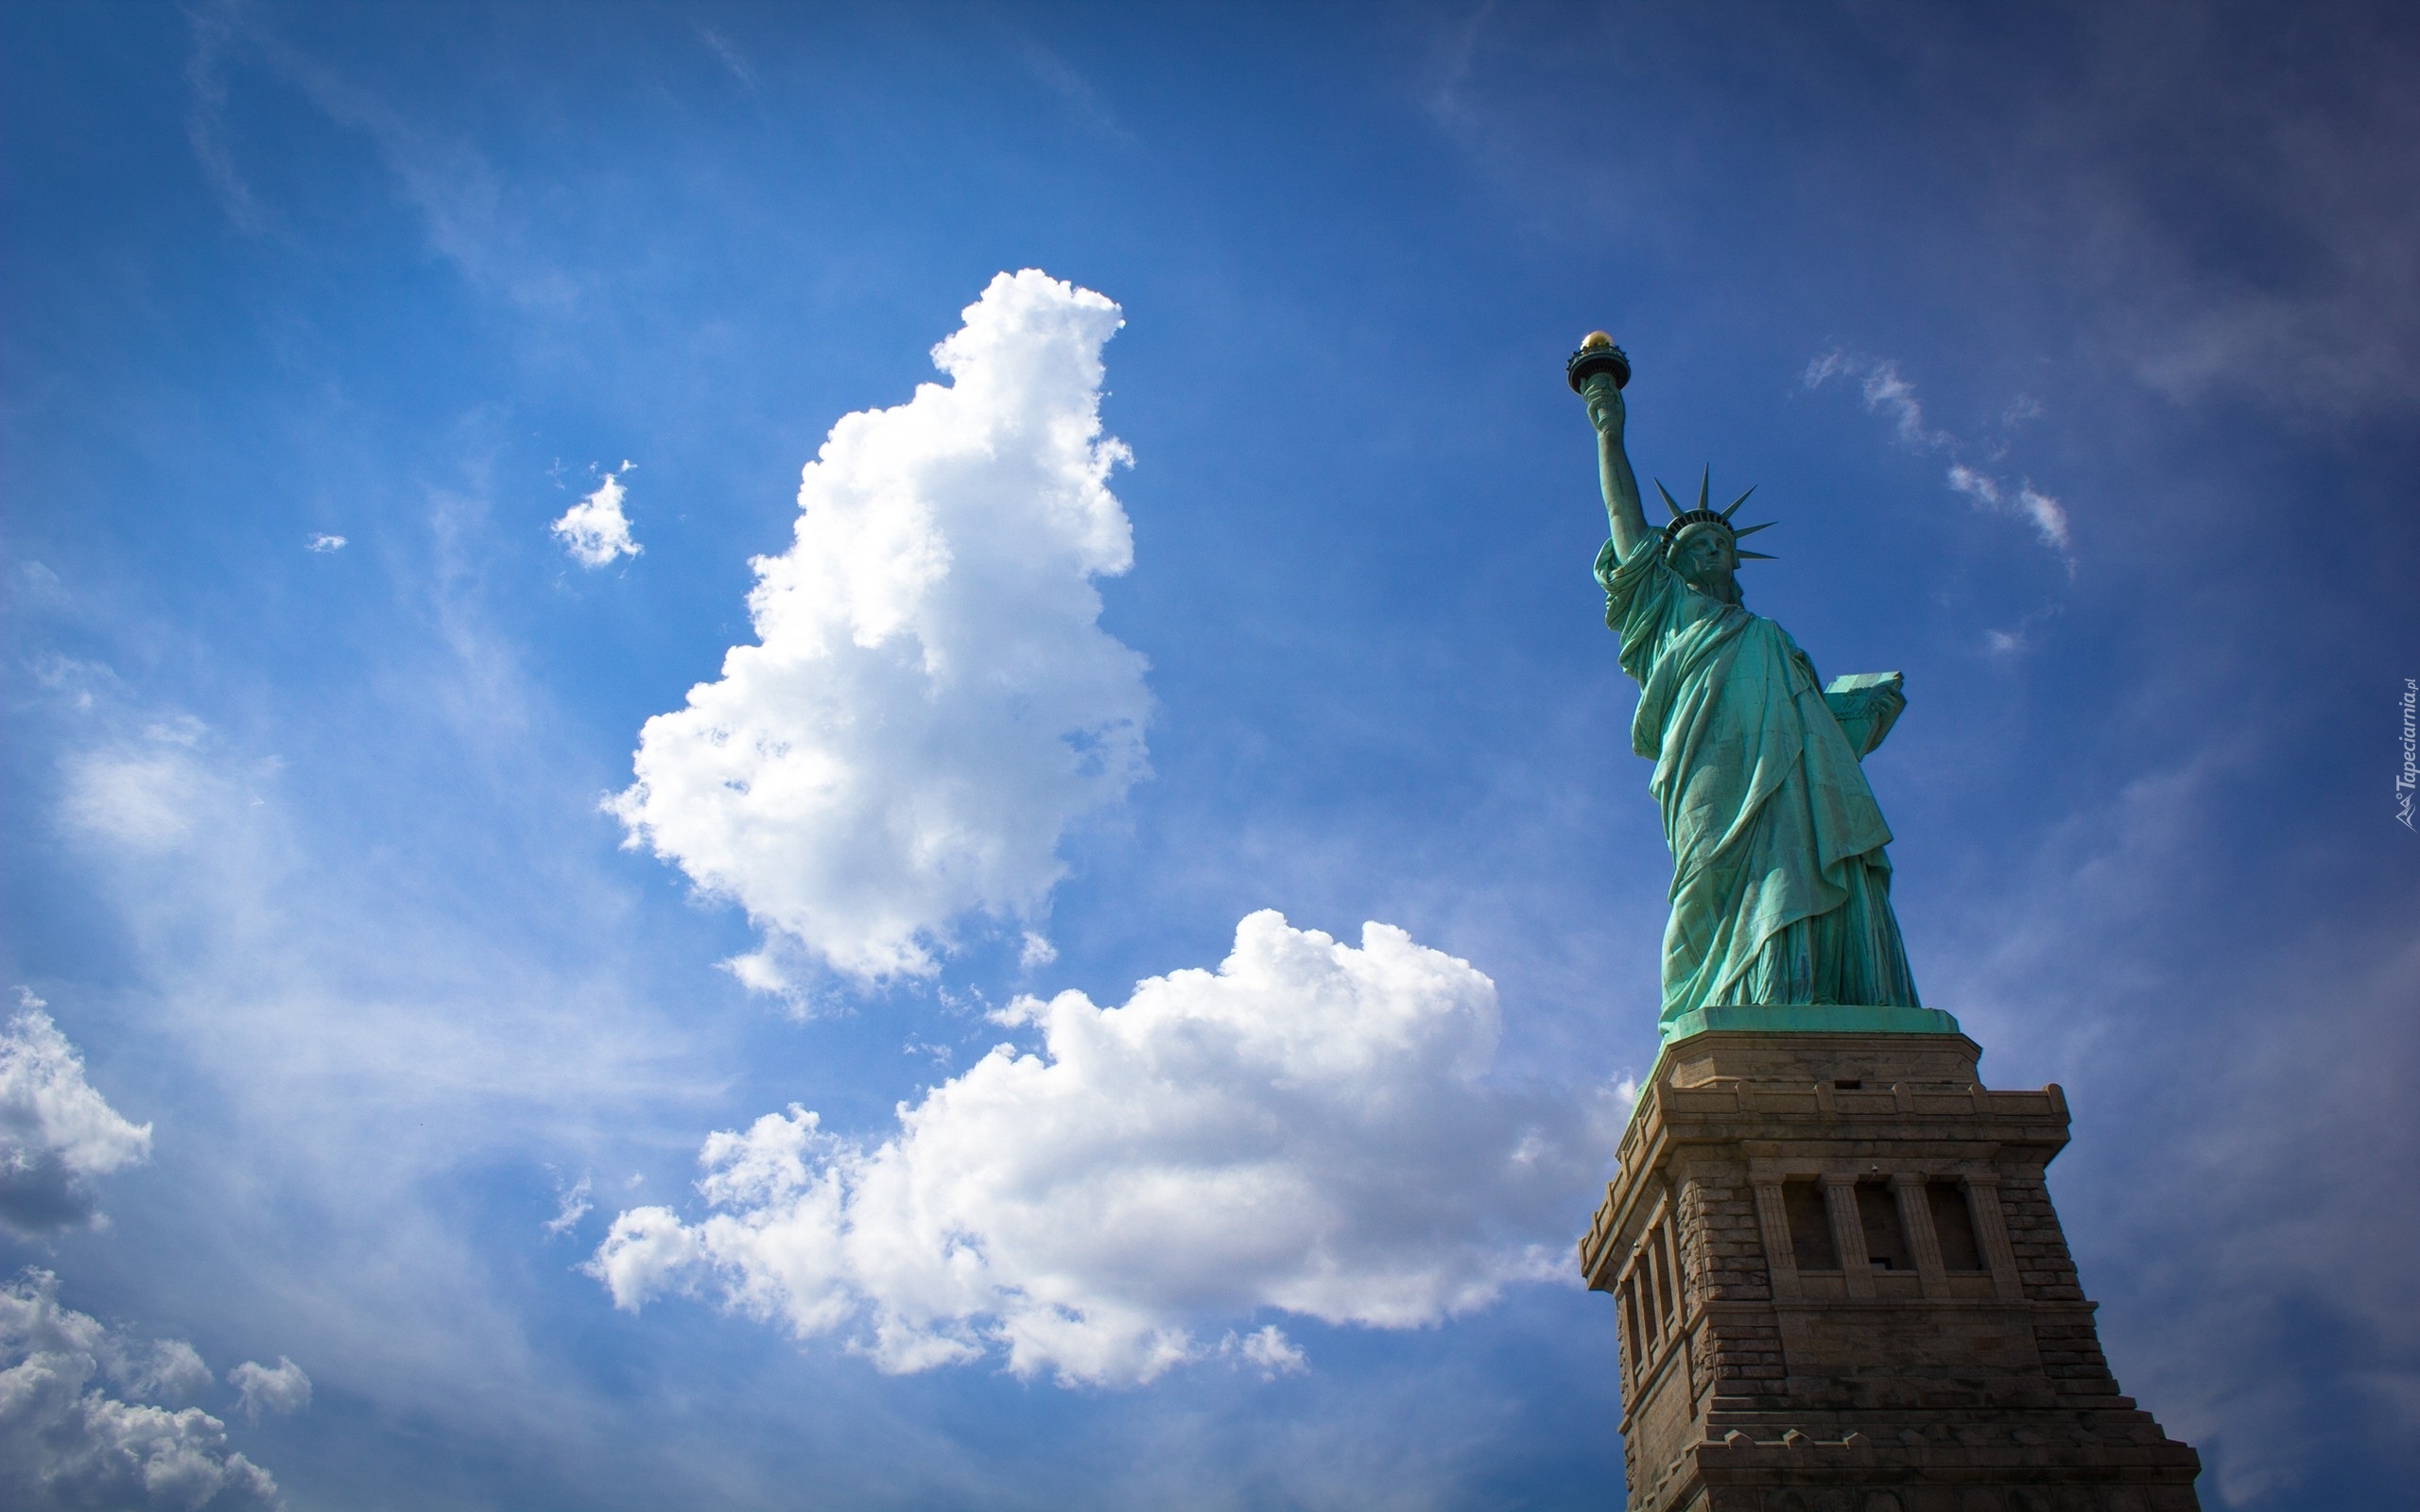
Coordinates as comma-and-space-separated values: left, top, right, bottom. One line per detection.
1564, 332, 1631, 393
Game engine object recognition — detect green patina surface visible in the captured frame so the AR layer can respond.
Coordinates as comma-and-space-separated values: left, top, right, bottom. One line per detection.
1661, 1004, 1962, 1041
1575, 350, 1945, 1046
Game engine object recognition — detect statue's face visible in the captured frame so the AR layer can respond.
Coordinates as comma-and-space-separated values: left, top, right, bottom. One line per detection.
1671, 524, 1737, 592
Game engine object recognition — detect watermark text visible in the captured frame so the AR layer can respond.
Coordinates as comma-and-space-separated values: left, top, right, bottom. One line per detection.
2398, 677, 2416, 830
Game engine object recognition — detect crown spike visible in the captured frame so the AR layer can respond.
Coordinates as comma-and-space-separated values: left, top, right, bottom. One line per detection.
1696, 467, 1711, 513
1735, 550, 1777, 560
1653, 479, 1685, 521
1731, 521, 1776, 540
1720, 486, 1757, 521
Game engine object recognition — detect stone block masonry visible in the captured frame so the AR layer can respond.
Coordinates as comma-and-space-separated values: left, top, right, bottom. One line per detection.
1579, 1030, 2202, 1512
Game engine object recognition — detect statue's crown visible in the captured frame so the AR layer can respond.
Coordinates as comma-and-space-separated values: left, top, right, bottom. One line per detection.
1656, 469, 1776, 560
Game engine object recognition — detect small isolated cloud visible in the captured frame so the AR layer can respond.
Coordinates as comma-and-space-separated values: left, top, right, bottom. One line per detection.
608, 271, 1150, 988
303, 533, 346, 553
591, 911, 1612, 1386
542, 1173, 592, 1238
1219, 1324, 1307, 1379
2013, 484, 2071, 553
550, 463, 641, 568
1807, 352, 2073, 563
225, 1358, 310, 1422
0, 993, 153, 1237
0, 1270, 280, 1511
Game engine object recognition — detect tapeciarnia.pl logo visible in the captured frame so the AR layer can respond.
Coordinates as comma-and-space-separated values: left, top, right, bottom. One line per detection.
2398, 677, 2417, 831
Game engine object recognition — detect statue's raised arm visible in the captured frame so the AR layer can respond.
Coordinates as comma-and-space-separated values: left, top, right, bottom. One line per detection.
1568, 335, 1651, 560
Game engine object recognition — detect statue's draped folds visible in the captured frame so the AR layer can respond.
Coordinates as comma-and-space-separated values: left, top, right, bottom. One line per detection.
1596, 537, 1920, 1035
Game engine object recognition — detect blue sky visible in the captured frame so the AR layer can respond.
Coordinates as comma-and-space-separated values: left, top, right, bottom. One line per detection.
4, 2, 2416, 1507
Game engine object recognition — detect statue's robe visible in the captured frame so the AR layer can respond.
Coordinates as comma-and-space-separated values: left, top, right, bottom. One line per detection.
1597, 537, 1920, 1035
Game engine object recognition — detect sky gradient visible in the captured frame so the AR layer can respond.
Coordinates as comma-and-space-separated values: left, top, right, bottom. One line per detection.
5, 3, 2417, 1508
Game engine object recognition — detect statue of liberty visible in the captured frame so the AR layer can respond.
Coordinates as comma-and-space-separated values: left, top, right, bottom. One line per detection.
1568, 336, 1923, 1041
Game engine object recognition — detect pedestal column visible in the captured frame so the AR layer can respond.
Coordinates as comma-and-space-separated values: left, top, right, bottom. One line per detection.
1820, 1173, 1874, 1297
1963, 1170, 2026, 1301
1892, 1171, 1948, 1297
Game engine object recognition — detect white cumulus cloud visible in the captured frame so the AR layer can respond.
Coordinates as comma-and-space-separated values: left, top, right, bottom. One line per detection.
0, 1270, 280, 1511
0, 993, 153, 1237
303, 533, 346, 553
607, 270, 1150, 987
101, 1339, 213, 1408
550, 463, 641, 568
225, 1358, 310, 1422
591, 911, 1612, 1386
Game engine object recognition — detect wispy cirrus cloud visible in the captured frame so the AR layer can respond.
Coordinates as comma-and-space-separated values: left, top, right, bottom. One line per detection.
179, 3, 579, 308
1004, 33, 1132, 144
1804, 351, 2074, 565
693, 23, 756, 94
182, 6, 268, 237
543, 1172, 594, 1238
1912, 730, 2420, 1501
1945, 465, 2071, 558
17, 574, 735, 1492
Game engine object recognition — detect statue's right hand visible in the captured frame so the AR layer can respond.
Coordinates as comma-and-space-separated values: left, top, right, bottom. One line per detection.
1583, 374, 1626, 437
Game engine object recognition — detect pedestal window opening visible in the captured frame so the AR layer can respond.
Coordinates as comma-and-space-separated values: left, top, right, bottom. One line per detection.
1856, 1178, 1914, 1271
1928, 1179, 1987, 1271
1782, 1179, 1841, 1270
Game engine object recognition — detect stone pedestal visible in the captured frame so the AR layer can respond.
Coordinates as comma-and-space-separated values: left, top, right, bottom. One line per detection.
1580, 1030, 2202, 1512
